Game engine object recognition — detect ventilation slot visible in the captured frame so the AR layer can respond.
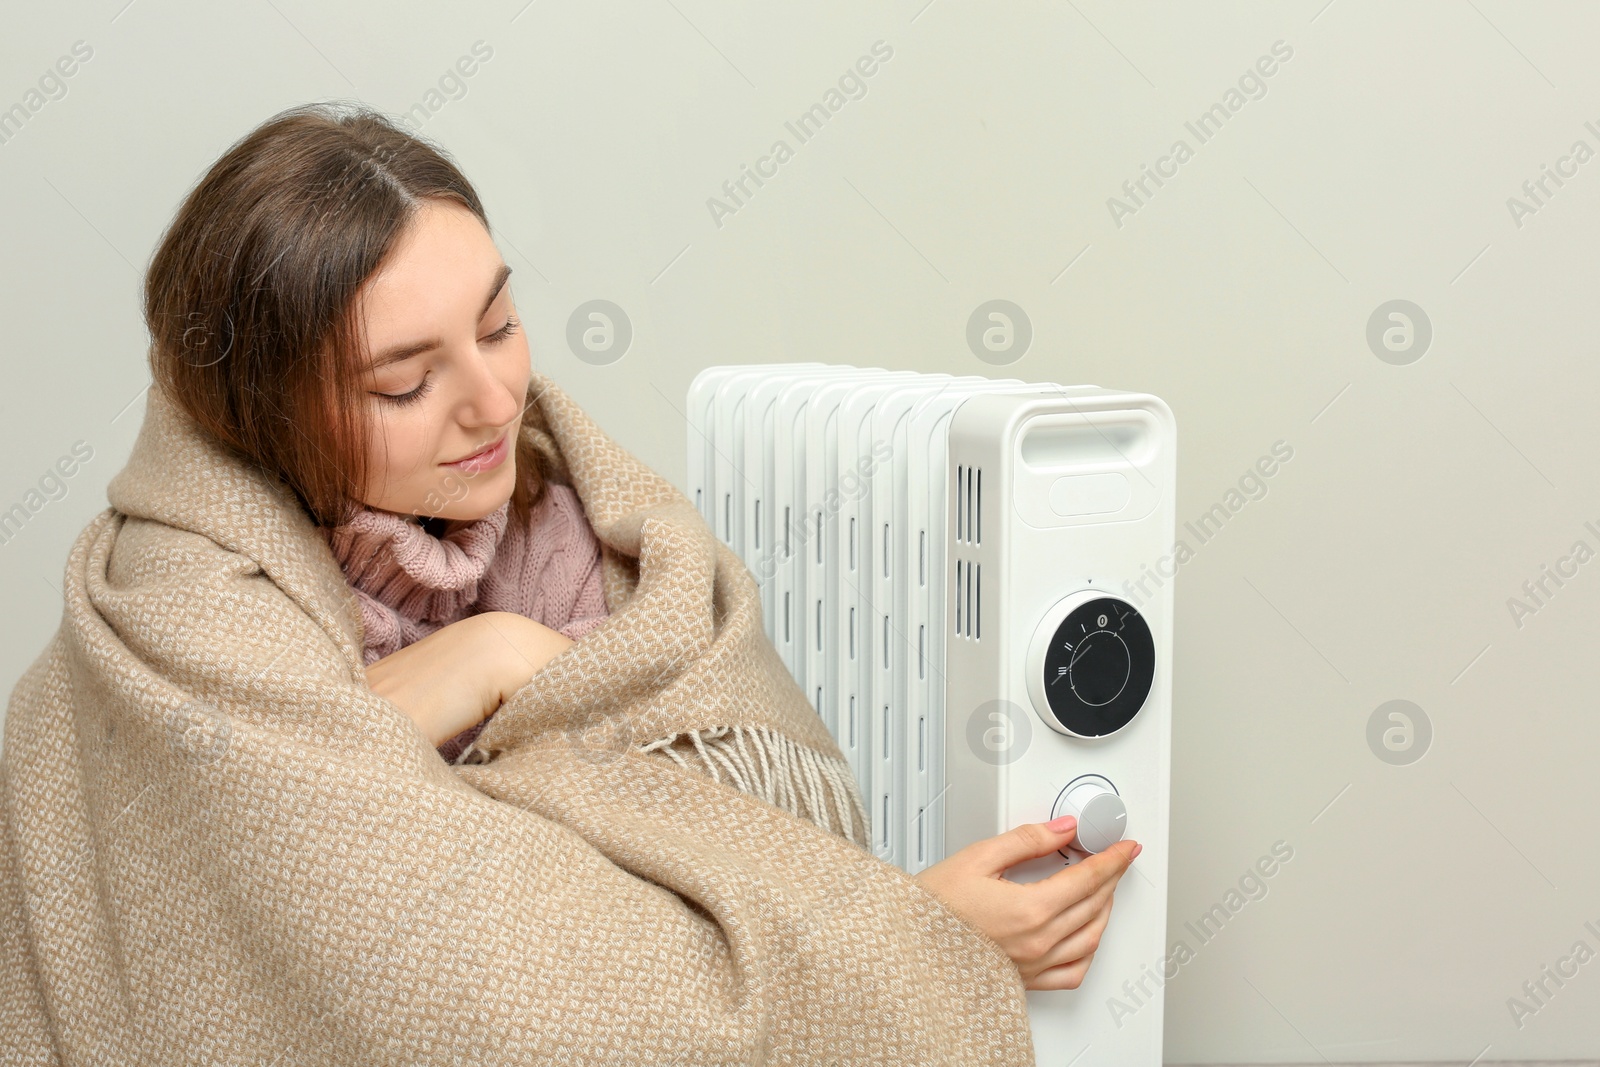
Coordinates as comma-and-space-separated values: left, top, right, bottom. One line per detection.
955, 464, 984, 545
955, 465, 964, 542
754, 499, 761, 549
953, 559, 982, 640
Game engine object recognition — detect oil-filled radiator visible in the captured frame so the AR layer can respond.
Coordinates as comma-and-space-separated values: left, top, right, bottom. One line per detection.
686, 363, 1176, 1062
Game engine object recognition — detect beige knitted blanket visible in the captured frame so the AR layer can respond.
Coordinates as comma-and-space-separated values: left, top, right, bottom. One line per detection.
1, 367, 1034, 1064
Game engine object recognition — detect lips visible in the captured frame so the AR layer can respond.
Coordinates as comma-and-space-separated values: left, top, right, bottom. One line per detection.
444, 430, 509, 468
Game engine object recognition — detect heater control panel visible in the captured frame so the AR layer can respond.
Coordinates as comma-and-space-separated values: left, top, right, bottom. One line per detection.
1026, 593, 1156, 738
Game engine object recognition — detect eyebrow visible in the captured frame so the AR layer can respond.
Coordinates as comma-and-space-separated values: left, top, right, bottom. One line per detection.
367, 262, 514, 371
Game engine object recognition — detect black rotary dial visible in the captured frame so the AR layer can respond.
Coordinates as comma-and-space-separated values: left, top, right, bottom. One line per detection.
1040, 597, 1155, 737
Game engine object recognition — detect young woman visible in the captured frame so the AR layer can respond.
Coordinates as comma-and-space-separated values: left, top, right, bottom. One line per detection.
4, 102, 1138, 1059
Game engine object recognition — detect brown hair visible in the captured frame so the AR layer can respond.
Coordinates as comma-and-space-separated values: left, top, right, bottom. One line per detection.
143, 100, 545, 531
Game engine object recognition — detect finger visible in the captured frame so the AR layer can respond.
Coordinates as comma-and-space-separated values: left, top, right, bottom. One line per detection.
1033, 871, 1119, 949
1035, 897, 1114, 975
1026, 949, 1095, 992
1036, 839, 1138, 913
965, 818, 1082, 876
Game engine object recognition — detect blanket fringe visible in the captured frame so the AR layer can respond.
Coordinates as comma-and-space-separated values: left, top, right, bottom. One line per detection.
638, 724, 870, 851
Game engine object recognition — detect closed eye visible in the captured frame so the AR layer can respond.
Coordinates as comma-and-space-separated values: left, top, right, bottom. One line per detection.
486, 315, 521, 344
374, 316, 522, 406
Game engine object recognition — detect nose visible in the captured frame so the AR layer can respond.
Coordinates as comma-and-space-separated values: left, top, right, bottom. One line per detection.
451, 342, 522, 431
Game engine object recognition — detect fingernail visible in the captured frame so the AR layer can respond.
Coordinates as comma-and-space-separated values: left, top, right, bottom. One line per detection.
1130, 843, 1143, 859
1046, 815, 1077, 833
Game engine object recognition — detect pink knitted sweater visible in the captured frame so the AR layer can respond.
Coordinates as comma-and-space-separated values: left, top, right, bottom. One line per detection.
319, 481, 610, 762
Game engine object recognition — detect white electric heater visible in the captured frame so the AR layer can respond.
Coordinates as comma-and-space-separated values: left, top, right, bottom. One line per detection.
686, 363, 1176, 1064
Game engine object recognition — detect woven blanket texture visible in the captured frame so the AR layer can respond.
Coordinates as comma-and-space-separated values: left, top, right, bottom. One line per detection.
0, 367, 1036, 1065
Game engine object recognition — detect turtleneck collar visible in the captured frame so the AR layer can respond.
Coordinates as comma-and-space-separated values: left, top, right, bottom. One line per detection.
319, 500, 512, 626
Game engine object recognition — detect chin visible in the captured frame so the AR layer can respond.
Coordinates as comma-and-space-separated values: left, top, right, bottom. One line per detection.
402, 471, 516, 525
435, 491, 514, 523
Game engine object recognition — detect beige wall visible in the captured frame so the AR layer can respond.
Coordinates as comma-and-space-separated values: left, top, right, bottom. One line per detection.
3, 1, 1596, 1060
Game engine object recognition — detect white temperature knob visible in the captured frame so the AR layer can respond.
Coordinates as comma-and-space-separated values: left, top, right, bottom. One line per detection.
1054, 775, 1127, 854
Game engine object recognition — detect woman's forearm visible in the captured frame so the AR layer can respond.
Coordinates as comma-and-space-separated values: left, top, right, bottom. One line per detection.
371, 613, 576, 747
474, 611, 576, 703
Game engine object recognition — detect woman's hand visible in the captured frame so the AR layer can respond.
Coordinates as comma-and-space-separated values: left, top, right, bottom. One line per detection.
365, 611, 575, 746
912, 817, 1140, 991
471, 609, 578, 701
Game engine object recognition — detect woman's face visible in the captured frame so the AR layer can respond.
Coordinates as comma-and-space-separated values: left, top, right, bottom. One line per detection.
354, 200, 531, 525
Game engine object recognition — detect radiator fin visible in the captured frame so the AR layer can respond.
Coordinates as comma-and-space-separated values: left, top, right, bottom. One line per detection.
954, 559, 962, 635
